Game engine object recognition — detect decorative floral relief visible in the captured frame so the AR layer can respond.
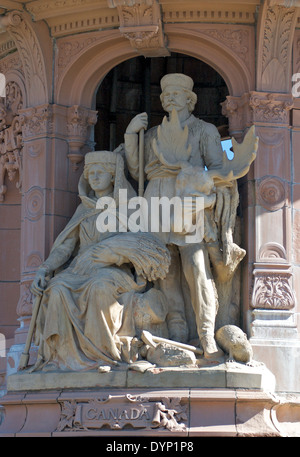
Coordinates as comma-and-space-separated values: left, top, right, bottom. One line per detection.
204, 29, 249, 63
252, 273, 296, 309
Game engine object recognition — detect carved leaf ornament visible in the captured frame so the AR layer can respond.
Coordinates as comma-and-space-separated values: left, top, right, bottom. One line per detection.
253, 274, 295, 309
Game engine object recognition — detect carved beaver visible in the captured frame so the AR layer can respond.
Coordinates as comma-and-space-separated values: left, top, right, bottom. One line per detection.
215, 324, 253, 365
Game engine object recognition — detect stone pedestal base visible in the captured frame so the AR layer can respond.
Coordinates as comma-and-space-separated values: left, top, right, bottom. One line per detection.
1, 386, 298, 437
6, 362, 276, 391
1, 363, 299, 437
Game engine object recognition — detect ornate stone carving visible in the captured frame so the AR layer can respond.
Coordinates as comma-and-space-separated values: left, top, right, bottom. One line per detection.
257, 176, 286, 211
249, 92, 293, 125
222, 92, 293, 137
67, 105, 98, 171
56, 394, 187, 432
24, 74, 257, 374
20, 104, 54, 139
0, 52, 24, 78
108, 0, 170, 57
257, 3, 298, 91
0, 81, 24, 202
252, 271, 296, 310
204, 29, 249, 64
56, 35, 101, 83
0, 11, 47, 105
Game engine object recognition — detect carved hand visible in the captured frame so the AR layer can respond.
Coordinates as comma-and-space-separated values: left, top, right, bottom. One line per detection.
31, 267, 51, 296
126, 112, 148, 134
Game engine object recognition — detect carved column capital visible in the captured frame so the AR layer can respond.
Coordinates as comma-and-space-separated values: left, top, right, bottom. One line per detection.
249, 91, 293, 125
19, 104, 54, 139
221, 93, 252, 137
67, 105, 98, 171
222, 92, 294, 135
108, 0, 170, 57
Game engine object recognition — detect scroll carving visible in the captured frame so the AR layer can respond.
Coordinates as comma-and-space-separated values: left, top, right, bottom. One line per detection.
108, 0, 170, 57
0, 81, 24, 202
257, 176, 286, 211
56, 394, 187, 432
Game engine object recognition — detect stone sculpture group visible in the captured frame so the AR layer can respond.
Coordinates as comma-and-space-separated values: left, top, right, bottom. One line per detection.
23, 73, 258, 373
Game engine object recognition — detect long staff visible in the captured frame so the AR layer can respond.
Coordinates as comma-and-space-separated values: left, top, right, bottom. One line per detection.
138, 127, 145, 197
18, 293, 42, 370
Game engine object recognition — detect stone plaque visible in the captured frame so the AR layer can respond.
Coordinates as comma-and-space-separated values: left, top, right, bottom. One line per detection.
56, 394, 187, 432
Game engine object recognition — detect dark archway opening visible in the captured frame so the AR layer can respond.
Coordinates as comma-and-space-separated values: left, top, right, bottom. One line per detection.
94, 52, 230, 152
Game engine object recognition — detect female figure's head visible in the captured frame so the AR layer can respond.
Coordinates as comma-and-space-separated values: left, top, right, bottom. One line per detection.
83, 151, 117, 196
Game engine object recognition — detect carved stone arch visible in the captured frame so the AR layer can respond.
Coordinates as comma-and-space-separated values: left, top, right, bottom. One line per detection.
56, 24, 253, 108
1, 10, 51, 106
56, 30, 136, 107
165, 24, 254, 97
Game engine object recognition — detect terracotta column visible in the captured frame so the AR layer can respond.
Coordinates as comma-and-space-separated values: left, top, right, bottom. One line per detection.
7, 103, 97, 373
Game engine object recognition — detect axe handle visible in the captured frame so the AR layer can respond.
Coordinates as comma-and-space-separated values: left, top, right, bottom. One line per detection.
138, 128, 145, 197
141, 330, 203, 355
18, 294, 42, 370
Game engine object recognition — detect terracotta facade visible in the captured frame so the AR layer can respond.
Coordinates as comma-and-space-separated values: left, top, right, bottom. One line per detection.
0, 0, 300, 436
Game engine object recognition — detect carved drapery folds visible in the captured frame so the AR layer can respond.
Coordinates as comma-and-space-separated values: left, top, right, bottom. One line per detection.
107, 0, 170, 57
0, 81, 24, 202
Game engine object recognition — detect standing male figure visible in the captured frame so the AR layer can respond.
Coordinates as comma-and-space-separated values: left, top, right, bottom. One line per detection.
124, 73, 225, 358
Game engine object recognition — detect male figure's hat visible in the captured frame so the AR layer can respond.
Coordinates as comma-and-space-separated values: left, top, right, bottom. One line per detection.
160, 73, 194, 92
